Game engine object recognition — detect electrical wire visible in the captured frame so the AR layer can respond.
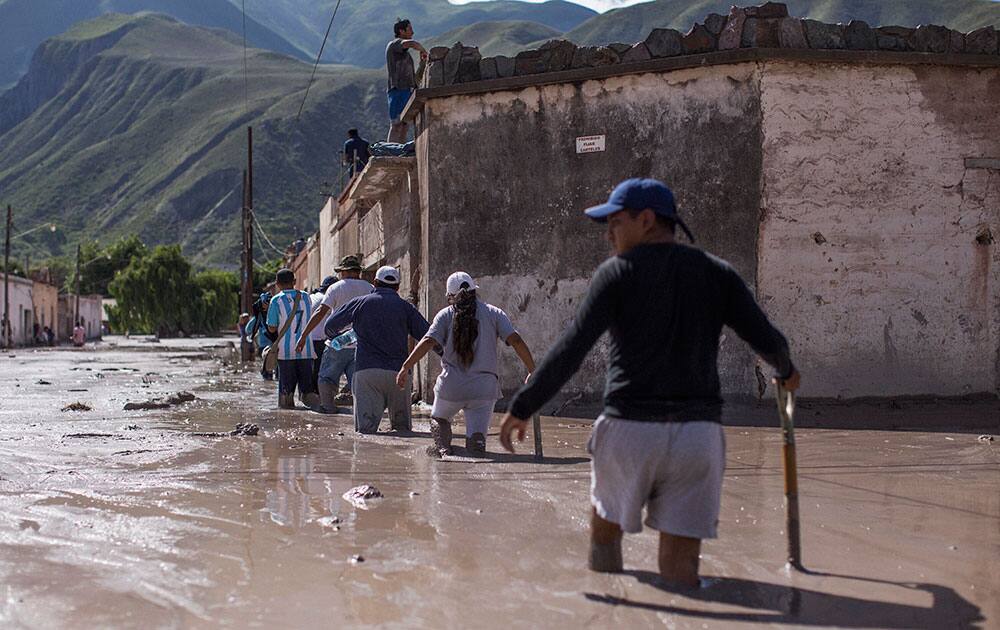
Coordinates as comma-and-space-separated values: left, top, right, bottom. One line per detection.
250, 210, 286, 256
295, 0, 344, 120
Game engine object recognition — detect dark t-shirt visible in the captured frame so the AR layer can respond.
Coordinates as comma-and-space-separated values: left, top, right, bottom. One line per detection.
325, 288, 430, 372
386, 39, 415, 91
508, 243, 794, 422
343, 137, 370, 172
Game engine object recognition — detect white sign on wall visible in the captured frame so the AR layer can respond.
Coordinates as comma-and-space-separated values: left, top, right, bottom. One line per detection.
576, 135, 606, 154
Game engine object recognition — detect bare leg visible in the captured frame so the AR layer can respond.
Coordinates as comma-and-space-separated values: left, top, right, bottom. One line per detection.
387, 121, 409, 143
589, 508, 623, 573
658, 533, 701, 589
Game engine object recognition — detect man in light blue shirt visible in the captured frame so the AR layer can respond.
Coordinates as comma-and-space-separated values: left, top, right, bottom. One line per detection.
266, 268, 318, 409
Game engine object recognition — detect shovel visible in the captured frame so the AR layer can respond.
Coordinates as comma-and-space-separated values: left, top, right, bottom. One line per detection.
775, 381, 803, 570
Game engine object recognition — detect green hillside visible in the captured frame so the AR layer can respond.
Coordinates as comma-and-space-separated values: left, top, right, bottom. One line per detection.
0, 0, 309, 89
566, 0, 1000, 46
0, 14, 384, 269
239, 0, 596, 68
427, 20, 562, 57
0, 0, 596, 89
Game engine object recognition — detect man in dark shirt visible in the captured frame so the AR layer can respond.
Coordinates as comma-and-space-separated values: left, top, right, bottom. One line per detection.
499, 178, 801, 589
343, 128, 370, 176
326, 265, 430, 434
385, 18, 427, 143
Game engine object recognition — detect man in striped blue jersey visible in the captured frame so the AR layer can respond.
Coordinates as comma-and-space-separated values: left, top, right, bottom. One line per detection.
266, 269, 319, 409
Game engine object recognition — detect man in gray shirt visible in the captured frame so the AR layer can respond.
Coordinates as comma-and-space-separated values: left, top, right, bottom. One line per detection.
385, 18, 427, 143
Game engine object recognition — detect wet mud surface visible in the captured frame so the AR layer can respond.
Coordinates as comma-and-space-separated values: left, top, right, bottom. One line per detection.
0, 338, 997, 628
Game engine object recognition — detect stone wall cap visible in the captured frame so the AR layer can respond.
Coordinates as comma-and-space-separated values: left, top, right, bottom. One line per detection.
405, 48, 1000, 116
419, 3, 1000, 91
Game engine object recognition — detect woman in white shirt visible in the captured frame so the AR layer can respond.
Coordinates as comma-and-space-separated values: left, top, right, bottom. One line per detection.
397, 272, 534, 456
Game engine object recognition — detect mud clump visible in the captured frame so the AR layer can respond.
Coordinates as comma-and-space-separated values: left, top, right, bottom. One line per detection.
124, 391, 196, 411
343, 485, 383, 509
61, 402, 92, 412
192, 422, 260, 438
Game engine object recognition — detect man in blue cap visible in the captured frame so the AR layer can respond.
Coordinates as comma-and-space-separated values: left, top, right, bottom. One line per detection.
499, 178, 800, 589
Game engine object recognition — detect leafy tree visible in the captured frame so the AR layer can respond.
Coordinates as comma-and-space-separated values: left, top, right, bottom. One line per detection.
108, 244, 239, 336
75, 235, 148, 295
109, 245, 194, 336
191, 270, 239, 333
253, 257, 285, 293
40, 256, 73, 288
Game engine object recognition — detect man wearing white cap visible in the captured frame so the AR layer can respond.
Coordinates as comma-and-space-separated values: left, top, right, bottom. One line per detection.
324, 265, 430, 433
397, 271, 536, 456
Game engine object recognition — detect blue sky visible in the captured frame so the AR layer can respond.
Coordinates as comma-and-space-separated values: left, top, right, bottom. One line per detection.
450, 0, 651, 13
451, 0, 1000, 13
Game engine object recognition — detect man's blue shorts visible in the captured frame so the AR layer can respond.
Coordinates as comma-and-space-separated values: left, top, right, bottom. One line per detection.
387, 88, 413, 123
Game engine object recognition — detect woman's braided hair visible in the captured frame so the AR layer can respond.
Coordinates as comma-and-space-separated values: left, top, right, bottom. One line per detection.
451, 284, 478, 368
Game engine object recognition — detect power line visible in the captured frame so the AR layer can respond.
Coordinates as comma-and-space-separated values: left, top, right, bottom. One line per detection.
296, 0, 344, 120
250, 210, 285, 256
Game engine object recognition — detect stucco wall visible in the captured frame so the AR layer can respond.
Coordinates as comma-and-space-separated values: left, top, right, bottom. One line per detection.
58, 295, 103, 340
32, 281, 58, 334
759, 61, 1000, 397
319, 198, 339, 278
1, 274, 34, 345
418, 63, 764, 405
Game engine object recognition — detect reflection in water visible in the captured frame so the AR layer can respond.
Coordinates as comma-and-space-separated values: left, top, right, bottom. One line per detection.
263, 451, 342, 529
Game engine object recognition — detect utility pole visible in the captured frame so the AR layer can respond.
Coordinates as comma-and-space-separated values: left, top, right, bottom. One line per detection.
74, 243, 81, 330
240, 126, 255, 361
3, 205, 11, 350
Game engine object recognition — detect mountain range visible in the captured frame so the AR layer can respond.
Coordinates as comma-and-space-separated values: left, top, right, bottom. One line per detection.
0, 13, 384, 268
0, 0, 597, 89
2, 0, 1000, 269
564, 0, 1000, 50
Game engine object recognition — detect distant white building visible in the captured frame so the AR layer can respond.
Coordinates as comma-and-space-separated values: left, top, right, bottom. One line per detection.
1, 273, 36, 346
58, 294, 103, 341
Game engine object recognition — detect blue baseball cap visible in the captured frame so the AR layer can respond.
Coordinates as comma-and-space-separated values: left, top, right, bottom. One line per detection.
584, 178, 694, 242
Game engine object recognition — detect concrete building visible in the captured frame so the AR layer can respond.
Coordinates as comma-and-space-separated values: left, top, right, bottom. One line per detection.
31, 280, 57, 340
1, 274, 36, 346
58, 294, 104, 341
319, 5, 1000, 406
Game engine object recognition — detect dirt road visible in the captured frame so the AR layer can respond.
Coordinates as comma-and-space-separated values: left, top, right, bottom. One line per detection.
0, 338, 996, 628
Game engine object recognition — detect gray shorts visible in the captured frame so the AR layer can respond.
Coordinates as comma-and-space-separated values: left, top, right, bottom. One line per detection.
431, 398, 495, 436
352, 368, 411, 433
588, 416, 725, 539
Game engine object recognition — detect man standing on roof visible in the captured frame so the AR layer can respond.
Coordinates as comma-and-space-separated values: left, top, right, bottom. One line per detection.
385, 18, 427, 143
499, 178, 801, 590
343, 129, 370, 177
324, 265, 429, 433
295, 255, 374, 413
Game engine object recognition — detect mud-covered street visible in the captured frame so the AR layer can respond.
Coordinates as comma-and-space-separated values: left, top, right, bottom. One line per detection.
0, 338, 997, 628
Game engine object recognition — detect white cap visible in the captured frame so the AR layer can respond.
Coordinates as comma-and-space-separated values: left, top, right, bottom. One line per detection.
446, 271, 478, 295
375, 265, 401, 285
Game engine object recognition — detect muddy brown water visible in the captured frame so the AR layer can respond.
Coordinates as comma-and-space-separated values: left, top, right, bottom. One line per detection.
0, 338, 997, 628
